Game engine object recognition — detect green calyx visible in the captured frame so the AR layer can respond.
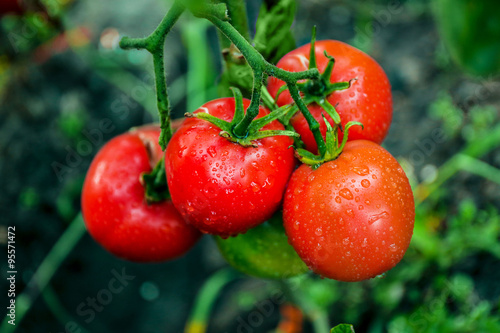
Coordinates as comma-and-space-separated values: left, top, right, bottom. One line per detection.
185, 87, 299, 147
296, 119, 363, 168
141, 158, 170, 204
275, 26, 355, 128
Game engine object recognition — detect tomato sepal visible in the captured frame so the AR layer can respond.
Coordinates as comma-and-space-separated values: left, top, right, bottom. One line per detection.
186, 87, 299, 147
140, 158, 171, 204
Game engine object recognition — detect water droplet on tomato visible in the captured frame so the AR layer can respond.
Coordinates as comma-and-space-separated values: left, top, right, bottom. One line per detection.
250, 182, 260, 193
352, 166, 369, 176
369, 211, 389, 225
335, 196, 341, 203
315, 228, 323, 236
361, 179, 371, 188
339, 188, 353, 200
346, 209, 354, 216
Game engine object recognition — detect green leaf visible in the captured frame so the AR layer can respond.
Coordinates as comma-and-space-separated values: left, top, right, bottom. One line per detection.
254, 0, 297, 64
331, 323, 355, 333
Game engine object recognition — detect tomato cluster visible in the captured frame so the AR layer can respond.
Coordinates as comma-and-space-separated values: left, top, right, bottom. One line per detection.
82, 40, 414, 282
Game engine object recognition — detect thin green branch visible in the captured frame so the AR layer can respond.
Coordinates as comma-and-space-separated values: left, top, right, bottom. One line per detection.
288, 83, 326, 155
204, 13, 319, 136
233, 69, 265, 137
219, 0, 251, 42
415, 123, 500, 205
120, 2, 185, 149
184, 269, 239, 333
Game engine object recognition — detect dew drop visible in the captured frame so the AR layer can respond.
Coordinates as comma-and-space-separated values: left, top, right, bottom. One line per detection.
361, 179, 371, 188
368, 211, 389, 225
250, 182, 260, 193
207, 146, 217, 158
339, 188, 353, 200
352, 166, 369, 176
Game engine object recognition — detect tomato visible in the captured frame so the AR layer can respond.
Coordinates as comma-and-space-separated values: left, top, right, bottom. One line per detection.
165, 97, 296, 236
215, 211, 308, 279
267, 40, 392, 153
0, 0, 23, 16
283, 140, 414, 282
82, 125, 201, 262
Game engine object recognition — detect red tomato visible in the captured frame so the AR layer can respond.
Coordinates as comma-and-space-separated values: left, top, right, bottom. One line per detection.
165, 98, 296, 236
82, 125, 201, 262
283, 140, 414, 282
0, 0, 23, 16
267, 40, 392, 153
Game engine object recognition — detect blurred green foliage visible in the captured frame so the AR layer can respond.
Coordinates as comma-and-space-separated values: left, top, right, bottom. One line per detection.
434, 0, 500, 77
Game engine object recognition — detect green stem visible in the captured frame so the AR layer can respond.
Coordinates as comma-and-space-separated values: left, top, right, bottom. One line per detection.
233, 69, 264, 137
120, 2, 185, 150
184, 269, 238, 333
455, 154, 500, 186
153, 51, 173, 149
219, 0, 251, 42
415, 123, 500, 206
205, 14, 319, 130
288, 83, 326, 155
0, 214, 86, 333
42, 285, 91, 333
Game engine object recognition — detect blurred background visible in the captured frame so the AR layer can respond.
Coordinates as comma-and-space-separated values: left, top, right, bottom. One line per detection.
1, 0, 499, 332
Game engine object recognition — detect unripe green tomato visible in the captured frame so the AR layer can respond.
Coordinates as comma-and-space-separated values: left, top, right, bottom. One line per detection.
435, 0, 500, 77
215, 212, 308, 279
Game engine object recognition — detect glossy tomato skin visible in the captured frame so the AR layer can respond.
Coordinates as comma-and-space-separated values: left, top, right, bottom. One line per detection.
215, 211, 308, 279
165, 98, 295, 236
268, 40, 392, 154
283, 140, 414, 282
82, 126, 201, 262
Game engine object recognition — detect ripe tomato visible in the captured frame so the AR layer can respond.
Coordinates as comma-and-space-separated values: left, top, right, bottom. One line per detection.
82, 125, 201, 262
215, 212, 308, 279
165, 98, 296, 236
0, 0, 23, 16
283, 140, 414, 282
267, 40, 392, 153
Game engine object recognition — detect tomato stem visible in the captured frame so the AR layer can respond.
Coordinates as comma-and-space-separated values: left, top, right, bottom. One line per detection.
120, 0, 323, 147
288, 83, 327, 156
184, 269, 239, 333
120, 2, 185, 150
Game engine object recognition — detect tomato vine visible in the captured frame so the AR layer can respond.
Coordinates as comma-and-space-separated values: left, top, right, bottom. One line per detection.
119, 0, 325, 152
